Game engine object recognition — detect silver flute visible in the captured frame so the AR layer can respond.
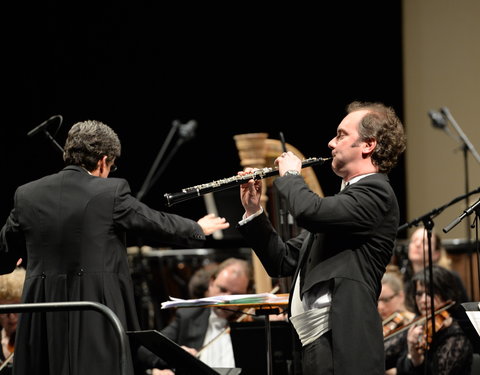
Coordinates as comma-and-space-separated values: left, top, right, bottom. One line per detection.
164, 156, 332, 206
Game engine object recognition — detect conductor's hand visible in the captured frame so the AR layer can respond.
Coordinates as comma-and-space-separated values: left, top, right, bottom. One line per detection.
239, 168, 262, 217
197, 213, 229, 235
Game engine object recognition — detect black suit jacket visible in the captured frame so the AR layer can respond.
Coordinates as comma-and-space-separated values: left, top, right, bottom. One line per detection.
238, 173, 400, 375
161, 307, 211, 350
0, 166, 206, 375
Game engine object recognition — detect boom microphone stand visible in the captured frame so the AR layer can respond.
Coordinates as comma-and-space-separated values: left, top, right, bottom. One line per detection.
133, 119, 197, 329
398, 187, 480, 352
429, 106, 480, 298
27, 115, 64, 154
444, 198, 480, 296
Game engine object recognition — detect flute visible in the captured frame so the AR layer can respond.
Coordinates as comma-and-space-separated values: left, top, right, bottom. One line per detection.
164, 156, 332, 206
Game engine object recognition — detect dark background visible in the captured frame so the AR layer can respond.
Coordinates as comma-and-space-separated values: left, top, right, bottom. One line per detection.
2, 2, 406, 248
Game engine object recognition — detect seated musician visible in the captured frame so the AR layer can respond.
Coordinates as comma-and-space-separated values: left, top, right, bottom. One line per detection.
0, 267, 26, 375
379, 269, 415, 335
384, 265, 473, 375
151, 258, 254, 375
402, 227, 469, 304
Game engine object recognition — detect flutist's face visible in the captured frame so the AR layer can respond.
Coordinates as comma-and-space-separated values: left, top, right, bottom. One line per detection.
328, 110, 376, 181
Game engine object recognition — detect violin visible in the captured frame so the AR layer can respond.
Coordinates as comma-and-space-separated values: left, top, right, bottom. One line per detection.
383, 311, 410, 337
384, 300, 455, 341
416, 309, 451, 352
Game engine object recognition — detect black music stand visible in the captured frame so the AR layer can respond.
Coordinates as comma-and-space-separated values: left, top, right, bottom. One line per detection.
230, 320, 294, 375
216, 301, 289, 375
127, 330, 242, 375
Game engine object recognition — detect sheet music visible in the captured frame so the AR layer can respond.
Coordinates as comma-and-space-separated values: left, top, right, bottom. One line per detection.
161, 293, 288, 309
465, 302, 480, 337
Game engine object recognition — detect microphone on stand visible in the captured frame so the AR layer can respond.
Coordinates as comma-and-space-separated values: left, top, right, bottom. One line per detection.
27, 115, 63, 137
428, 110, 447, 130
178, 120, 197, 141
27, 115, 64, 153
428, 108, 460, 143
136, 119, 199, 202
440, 106, 452, 119
443, 197, 480, 233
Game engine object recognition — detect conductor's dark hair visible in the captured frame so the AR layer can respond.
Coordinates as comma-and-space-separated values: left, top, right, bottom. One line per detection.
63, 120, 121, 171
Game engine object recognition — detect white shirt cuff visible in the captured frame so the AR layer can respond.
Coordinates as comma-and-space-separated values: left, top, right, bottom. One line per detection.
238, 207, 263, 226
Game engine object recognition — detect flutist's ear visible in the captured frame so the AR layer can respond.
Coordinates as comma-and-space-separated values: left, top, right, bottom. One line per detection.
362, 138, 377, 155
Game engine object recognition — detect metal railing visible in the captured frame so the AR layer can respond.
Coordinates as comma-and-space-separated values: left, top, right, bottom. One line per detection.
0, 301, 129, 375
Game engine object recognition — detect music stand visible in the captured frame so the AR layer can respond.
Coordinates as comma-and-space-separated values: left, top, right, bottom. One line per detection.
204, 297, 289, 375
127, 330, 241, 375
460, 302, 480, 354
230, 320, 293, 375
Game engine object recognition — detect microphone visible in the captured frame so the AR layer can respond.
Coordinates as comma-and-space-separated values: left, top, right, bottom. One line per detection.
443, 197, 480, 233
439, 107, 451, 118
178, 120, 197, 141
27, 115, 63, 137
428, 110, 447, 130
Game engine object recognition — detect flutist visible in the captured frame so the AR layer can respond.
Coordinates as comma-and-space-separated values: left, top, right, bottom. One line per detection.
237, 101, 407, 375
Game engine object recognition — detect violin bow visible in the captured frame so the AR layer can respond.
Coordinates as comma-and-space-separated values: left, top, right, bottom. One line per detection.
383, 300, 455, 341
0, 352, 14, 371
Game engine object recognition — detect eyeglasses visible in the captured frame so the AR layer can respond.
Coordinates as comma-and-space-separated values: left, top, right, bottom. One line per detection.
378, 293, 397, 303
110, 164, 117, 173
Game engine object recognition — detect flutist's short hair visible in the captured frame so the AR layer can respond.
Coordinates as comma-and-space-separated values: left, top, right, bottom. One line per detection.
347, 101, 406, 174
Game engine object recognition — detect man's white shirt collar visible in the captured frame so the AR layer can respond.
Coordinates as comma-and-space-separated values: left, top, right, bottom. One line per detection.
341, 173, 377, 191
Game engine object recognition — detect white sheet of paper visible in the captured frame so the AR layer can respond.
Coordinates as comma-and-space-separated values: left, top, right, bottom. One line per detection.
466, 310, 480, 337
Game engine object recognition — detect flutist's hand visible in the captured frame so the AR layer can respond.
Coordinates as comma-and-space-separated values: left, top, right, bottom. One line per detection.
239, 168, 262, 217
197, 213, 230, 235
275, 151, 302, 176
